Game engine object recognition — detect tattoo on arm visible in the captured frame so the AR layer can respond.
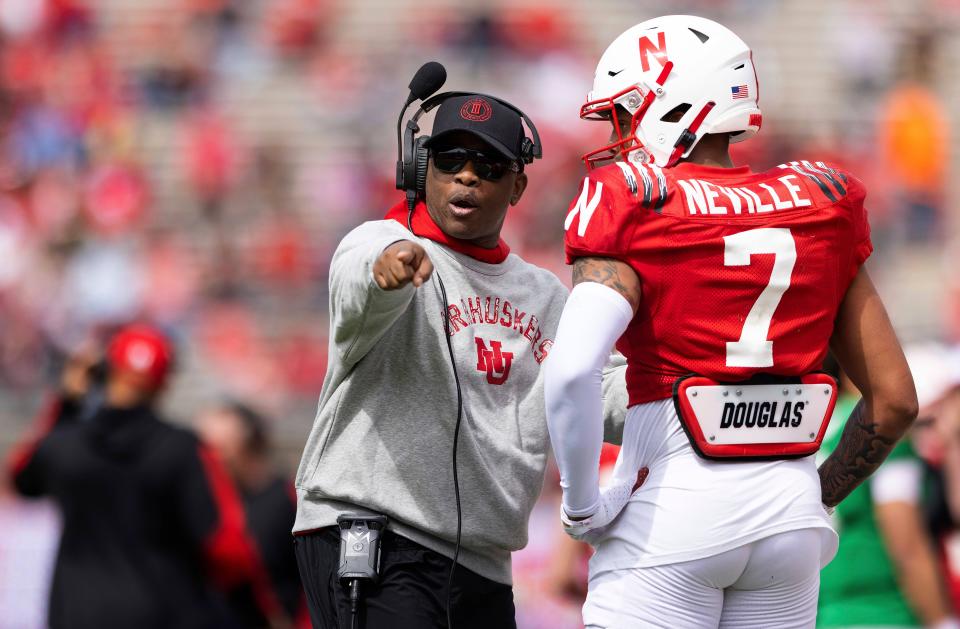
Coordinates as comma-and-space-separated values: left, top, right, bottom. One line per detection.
572, 257, 641, 312
818, 400, 898, 507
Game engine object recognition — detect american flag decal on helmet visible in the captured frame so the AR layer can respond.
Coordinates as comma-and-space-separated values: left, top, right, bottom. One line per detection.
731, 85, 749, 99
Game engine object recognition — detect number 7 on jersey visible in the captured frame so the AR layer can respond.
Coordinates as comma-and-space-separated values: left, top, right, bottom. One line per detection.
723, 228, 797, 368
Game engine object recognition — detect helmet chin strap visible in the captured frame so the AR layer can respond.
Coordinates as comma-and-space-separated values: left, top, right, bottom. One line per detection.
665, 100, 716, 167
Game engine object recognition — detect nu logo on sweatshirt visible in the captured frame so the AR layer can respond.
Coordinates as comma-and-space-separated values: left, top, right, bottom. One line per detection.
475, 337, 513, 385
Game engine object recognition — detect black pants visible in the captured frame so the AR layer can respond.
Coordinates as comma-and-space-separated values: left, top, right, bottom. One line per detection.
293, 527, 516, 629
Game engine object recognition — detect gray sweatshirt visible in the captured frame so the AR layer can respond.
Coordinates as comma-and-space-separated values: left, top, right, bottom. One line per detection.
294, 218, 627, 584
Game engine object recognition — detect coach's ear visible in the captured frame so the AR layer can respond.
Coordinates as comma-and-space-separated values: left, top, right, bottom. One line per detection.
510, 172, 528, 206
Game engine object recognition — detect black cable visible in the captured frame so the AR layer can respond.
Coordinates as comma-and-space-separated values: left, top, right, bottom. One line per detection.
408, 209, 464, 629
349, 579, 360, 629
437, 272, 463, 629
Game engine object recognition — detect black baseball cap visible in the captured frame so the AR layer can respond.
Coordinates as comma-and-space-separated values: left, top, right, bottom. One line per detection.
425, 94, 526, 161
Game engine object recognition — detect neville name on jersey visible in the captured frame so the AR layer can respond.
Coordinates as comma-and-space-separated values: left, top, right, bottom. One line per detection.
563, 159, 872, 406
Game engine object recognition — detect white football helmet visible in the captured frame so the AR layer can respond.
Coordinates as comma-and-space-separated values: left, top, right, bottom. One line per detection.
581, 15, 762, 168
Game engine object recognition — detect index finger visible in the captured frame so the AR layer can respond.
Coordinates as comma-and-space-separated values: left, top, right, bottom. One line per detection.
412, 253, 434, 287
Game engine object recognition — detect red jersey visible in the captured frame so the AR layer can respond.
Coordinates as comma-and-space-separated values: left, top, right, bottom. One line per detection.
564, 159, 872, 406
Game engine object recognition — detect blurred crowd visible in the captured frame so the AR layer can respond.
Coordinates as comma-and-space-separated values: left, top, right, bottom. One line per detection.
0, 0, 340, 419
0, 0, 958, 626
0, 0, 956, 422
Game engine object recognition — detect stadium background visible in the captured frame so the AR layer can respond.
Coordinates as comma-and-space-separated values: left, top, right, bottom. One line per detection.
0, 0, 956, 626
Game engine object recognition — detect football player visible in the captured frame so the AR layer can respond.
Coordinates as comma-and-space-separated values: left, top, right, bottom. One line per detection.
544, 15, 918, 628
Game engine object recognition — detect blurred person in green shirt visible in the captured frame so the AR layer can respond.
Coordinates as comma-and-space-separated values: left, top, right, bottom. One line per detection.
818, 363, 957, 629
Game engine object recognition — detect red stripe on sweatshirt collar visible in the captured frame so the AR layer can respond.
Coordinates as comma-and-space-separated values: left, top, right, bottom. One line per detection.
385, 200, 510, 265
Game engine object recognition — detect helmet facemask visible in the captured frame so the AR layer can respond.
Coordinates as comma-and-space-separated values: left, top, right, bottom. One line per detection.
580, 61, 674, 169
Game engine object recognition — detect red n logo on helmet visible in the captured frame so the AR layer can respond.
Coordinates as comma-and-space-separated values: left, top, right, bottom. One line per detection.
638, 32, 668, 73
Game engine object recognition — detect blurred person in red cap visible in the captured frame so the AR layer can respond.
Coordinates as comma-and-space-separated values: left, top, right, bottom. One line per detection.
6, 324, 290, 629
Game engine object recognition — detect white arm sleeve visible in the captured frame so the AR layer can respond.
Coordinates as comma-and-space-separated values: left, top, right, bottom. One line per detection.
545, 282, 634, 517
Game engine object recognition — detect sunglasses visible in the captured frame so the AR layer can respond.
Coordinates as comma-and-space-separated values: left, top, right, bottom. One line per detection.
431, 148, 520, 181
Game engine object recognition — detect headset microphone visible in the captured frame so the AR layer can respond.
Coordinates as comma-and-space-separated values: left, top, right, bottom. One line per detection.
407, 61, 447, 104
396, 62, 447, 210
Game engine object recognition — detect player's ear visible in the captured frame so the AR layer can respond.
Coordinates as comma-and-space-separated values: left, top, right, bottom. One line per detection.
510, 172, 528, 206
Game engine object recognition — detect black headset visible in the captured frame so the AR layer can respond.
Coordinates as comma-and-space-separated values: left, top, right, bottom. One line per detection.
396, 90, 543, 204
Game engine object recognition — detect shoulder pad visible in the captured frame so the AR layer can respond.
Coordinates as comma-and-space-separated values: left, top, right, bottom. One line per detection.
776, 160, 858, 205
778, 160, 870, 271
599, 161, 671, 211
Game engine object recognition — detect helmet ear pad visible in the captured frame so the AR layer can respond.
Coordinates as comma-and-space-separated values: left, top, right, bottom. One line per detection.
413, 135, 430, 194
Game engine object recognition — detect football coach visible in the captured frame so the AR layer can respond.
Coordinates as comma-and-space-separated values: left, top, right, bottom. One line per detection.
292, 63, 628, 629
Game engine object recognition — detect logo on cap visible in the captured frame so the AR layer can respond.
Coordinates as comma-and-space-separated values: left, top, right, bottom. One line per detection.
460, 98, 493, 122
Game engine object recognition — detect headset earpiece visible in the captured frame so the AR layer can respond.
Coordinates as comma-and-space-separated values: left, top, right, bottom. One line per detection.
519, 138, 534, 165
400, 119, 421, 192
413, 136, 430, 194
517, 111, 542, 162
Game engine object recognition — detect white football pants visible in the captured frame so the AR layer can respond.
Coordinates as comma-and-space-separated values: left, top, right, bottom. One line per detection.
583, 528, 822, 629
